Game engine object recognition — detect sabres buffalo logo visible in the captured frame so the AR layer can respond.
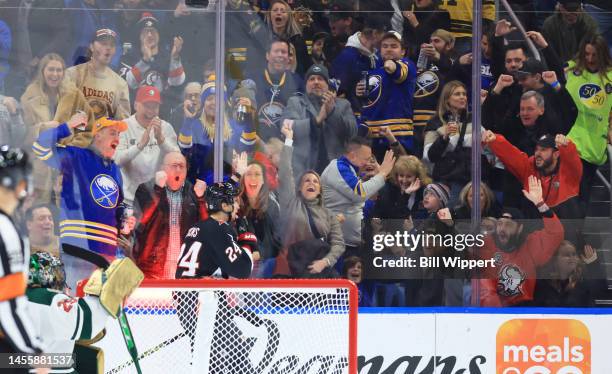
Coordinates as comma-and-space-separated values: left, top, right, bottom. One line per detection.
363, 74, 383, 108
414, 70, 440, 98
90, 174, 120, 209
497, 264, 526, 297
258, 102, 284, 128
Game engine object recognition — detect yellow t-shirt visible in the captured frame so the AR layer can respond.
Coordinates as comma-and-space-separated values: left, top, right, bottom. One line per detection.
438, 0, 495, 39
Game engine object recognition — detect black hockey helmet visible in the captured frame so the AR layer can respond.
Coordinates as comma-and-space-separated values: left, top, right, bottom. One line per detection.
0, 145, 31, 191
205, 181, 239, 212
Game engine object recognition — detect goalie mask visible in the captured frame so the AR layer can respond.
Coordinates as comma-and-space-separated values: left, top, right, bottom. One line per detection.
205, 181, 239, 213
28, 252, 66, 290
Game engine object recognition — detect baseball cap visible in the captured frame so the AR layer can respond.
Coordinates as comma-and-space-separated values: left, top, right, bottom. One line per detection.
92, 117, 128, 136
536, 134, 557, 149
516, 58, 545, 79
94, 28, 117, 43
382, 30, 402, 43
135, 85, 162, 104
500, 207, 525, 221
559, 0, 581, 11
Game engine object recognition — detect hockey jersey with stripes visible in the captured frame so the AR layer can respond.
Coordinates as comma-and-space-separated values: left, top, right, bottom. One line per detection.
34, 123, 124, 257
361, 58, 417, 152
0, 212, 45, 355
26, 288, 109, 373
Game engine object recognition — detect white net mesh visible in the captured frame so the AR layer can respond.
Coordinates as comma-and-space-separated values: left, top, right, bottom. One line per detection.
94, 280, 356, 374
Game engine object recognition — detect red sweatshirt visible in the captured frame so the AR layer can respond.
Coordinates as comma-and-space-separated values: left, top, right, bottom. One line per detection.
478, 211, 564, 306
489, 135, 582, 208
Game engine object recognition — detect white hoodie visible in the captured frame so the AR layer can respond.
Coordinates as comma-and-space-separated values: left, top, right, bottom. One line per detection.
345, 32, 380, 69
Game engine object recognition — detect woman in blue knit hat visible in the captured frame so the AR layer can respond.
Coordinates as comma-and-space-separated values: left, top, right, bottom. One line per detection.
178, 79, 257, 184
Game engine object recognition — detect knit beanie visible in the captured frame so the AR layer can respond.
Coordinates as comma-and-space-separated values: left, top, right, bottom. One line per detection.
424, 183, 450, 208
200, 80, 217, 105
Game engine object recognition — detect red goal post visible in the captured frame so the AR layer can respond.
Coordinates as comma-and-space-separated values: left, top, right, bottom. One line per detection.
94, 278, 358, 374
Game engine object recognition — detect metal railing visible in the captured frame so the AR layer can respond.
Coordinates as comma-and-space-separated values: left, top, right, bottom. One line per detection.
499, 0, 542, 61
595, 145, 612, 218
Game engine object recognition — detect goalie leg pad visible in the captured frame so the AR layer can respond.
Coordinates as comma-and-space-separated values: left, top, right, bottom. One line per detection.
74, 341, 104, 374
84, 258, 144, 318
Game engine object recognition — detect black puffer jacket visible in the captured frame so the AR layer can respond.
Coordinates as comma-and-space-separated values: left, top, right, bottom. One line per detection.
372, 182, 427, 220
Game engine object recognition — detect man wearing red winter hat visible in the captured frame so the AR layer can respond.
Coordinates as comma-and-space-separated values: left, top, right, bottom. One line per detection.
115, 85, 179, 205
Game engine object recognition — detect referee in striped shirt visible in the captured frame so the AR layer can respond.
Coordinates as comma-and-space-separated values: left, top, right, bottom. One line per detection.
0, 145, 48, 374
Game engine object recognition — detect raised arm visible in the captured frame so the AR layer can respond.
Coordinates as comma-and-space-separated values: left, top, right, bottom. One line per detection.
278, 120, 297, 208
484, 131, 531, 183
33, 112, 86, 170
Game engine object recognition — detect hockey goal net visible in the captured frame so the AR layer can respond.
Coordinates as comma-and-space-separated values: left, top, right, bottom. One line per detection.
93, 278, 358, 374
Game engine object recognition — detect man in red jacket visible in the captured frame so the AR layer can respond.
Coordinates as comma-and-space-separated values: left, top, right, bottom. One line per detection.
477, 176, 565, 306
133, 152, 207, 279
482, 130, 583, 219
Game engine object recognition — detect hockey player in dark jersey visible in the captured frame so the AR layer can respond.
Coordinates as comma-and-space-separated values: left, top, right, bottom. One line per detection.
175, 182, 269, 373
175, 181, 256, 279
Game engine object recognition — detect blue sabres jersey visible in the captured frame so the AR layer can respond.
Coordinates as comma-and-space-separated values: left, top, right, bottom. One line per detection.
361, 58, 417, 152
177, 117, 256, 184
34, 123, 124, 256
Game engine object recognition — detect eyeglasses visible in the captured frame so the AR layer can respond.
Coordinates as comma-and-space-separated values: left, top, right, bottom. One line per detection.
165, 163, 186, 170
186, 93, 200, 100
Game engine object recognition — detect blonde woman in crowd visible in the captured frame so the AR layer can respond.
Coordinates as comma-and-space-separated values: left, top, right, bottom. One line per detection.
265, 0, 310, 75
20, 53, 94, 203
372, 155, 432, 221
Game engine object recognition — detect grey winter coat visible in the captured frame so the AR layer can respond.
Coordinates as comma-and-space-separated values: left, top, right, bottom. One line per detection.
278, 144, 345, 267
282, 94, 357, 180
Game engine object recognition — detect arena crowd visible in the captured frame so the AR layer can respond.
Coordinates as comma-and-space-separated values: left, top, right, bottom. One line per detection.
1, 0, 611, 308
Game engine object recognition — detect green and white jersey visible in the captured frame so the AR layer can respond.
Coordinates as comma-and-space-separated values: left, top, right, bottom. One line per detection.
566, 61, 612, 165
26, 288, 109, 374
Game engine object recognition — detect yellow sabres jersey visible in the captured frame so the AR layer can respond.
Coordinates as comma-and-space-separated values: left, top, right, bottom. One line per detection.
438, 0, 495, 39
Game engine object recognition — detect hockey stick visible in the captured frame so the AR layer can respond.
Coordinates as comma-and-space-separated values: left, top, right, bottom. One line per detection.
62, 243, 144, 374
117, 310, 143, 374
62, 243, 110, 269
108, 331, 189, 373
